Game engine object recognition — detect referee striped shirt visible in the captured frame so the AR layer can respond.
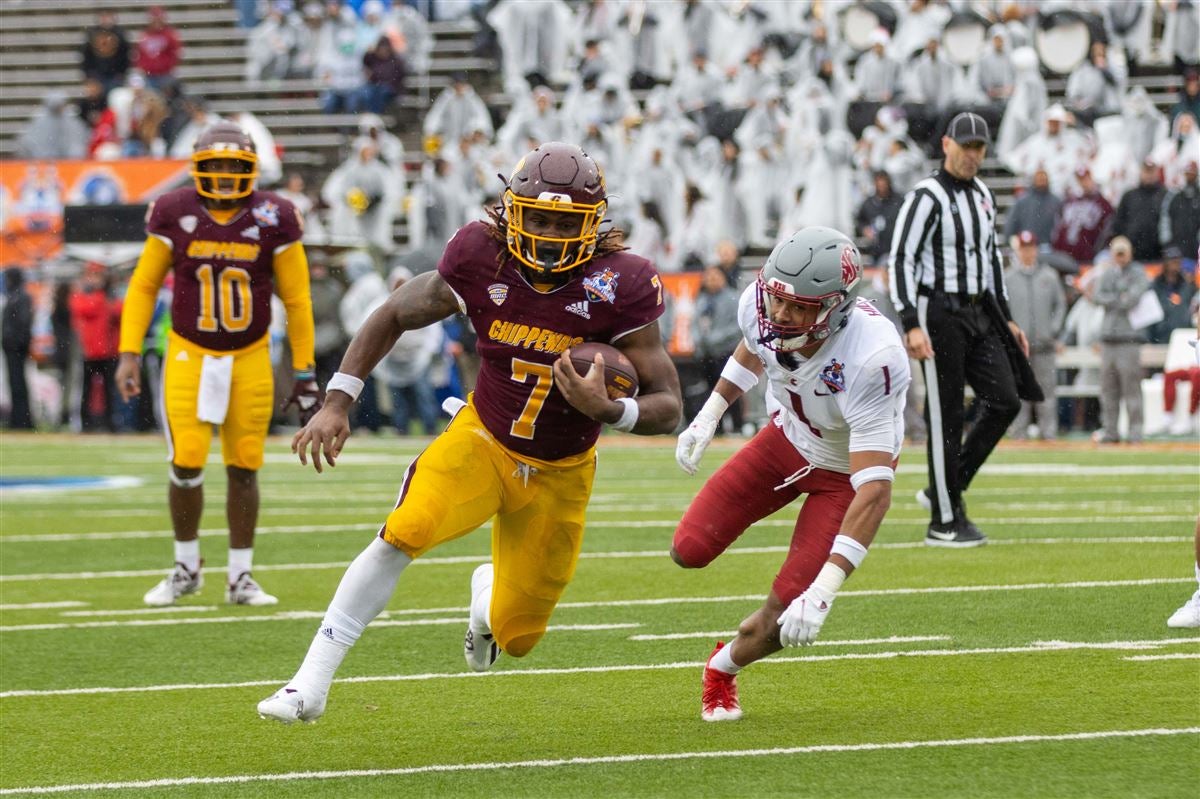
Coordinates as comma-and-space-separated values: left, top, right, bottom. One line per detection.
887, 169, 1012, 332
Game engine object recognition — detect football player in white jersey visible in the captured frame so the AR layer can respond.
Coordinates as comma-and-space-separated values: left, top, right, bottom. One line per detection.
672, 226, 911, 722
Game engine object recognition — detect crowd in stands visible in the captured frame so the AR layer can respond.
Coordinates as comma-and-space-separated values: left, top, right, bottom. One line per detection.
4, 0, 1200, 440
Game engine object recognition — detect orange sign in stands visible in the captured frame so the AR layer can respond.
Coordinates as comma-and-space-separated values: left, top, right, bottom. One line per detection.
0, 159, 189, 267
660, 272, 703, 356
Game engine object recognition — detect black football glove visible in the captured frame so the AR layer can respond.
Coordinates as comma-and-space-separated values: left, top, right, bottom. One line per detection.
282, 369, 324, 426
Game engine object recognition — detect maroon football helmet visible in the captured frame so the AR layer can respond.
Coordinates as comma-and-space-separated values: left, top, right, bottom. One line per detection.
502, 142, 607, 283
190, 121, 259, 201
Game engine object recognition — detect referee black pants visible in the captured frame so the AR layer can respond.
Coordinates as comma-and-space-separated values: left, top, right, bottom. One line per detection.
919, 294, 1021, 525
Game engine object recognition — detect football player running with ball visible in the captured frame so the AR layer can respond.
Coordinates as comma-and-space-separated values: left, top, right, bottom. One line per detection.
259, 142, 681, 723
673, 226, 910, 721
118, 121, 319, 608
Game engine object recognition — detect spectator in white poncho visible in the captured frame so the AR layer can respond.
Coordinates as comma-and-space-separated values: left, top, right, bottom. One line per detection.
995, 45, 1045, 161
374, 266, 442, 435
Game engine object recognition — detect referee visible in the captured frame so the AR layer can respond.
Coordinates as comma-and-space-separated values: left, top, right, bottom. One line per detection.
888, 112, 1030, 548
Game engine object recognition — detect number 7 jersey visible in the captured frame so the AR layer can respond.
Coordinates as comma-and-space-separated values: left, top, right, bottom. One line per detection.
438, 221, 664, 461
145, 188, 304, 351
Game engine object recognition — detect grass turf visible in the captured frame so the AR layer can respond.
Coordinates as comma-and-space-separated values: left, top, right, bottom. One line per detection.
0, 432, 1197, 797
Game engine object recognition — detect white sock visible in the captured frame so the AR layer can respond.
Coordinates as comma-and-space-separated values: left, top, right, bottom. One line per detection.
174, 539, 200, 574
228, 547, 253, 583
709, 642, 743, 675
291, 537, 412, 696
471, 573, 493, 635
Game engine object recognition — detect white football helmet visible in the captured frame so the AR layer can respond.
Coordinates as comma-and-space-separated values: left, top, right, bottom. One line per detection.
756, 226, 863, 351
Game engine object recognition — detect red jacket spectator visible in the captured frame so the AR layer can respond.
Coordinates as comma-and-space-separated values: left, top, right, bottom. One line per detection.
69, 270, 122, 361
135, 7, 182, 82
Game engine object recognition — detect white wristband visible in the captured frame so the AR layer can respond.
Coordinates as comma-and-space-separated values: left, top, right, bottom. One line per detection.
849, 464, 895, 491
612, 397, 639, 432
700, 392, 730, 420
831, 534, 868, 569
326, 371, 364, 401
720, 357, 759, 391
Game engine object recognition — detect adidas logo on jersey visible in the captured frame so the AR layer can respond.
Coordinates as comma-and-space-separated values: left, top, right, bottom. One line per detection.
565, 300, 591, 319
241, 226, 260, 240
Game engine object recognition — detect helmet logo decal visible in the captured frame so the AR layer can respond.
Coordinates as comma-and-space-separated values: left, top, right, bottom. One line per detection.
537, 191, 571, 203
840, 246, 860, 287
251, 201, 279, 227
819, 359, 847, 394
583, 268, 619, 303
488, 283, 509, 306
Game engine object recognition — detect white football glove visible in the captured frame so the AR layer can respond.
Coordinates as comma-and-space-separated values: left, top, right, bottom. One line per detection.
675, 411, 720, 475
777, 585, 835, 647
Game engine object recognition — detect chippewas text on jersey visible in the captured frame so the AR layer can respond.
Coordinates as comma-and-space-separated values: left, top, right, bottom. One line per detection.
438, 221, 663, 460
485, 320, 584, 353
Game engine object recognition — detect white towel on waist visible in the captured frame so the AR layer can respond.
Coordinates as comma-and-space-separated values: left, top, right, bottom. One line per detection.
197, 354, 234, 425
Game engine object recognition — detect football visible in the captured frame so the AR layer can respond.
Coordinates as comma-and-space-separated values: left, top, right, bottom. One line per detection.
569, 342, 639, 399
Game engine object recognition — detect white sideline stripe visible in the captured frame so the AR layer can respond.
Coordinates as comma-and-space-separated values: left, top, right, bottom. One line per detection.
0, 602, 87, 610
61, 606, 218, 618
4, 638, 1196, 700
629, 633, 951, 644
0, 535, 1190, 576
1124, 653, 1200, 661
1, 579, 1193, 632
1, 729, 1195, 797
0, 579, 1192, 629
0, 614, 637, 633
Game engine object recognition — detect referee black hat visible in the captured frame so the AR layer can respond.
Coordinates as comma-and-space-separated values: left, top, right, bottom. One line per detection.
946, 112, 990, 146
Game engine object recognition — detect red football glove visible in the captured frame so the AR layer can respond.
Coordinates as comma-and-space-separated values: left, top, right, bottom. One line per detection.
282, 370, 324, 426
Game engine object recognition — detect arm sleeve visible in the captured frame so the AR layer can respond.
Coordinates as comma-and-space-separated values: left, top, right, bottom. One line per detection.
118, 235, 173, 354
273, 242, 316, 372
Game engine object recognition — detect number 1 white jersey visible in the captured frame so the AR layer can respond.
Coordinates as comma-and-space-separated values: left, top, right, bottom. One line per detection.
736, 286, 911, 474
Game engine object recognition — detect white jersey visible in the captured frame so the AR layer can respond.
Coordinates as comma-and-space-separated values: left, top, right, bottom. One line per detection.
737, 286, 911, 473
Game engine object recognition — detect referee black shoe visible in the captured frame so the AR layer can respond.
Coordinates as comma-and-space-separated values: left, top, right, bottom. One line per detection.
925, 518, 988, 548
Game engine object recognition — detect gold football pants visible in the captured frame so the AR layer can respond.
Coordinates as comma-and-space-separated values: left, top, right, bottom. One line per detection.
382, 397, 596, 657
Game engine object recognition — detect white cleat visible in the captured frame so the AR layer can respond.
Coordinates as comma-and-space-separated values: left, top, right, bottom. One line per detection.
227, 572, 279, 606
1166, 589, 1200, 629
257, 685, 325, 723
143, 562, 203, 607
464, 563, 500, 672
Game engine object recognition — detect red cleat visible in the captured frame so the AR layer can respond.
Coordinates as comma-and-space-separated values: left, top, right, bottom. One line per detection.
701, 641, 743, 721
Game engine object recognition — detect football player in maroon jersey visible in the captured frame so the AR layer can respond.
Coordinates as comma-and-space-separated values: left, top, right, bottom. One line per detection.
117, 121, 319, 607
258, 141, 682, 723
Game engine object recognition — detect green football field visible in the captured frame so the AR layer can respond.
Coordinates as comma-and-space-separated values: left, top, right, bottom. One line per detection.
1, 431, 1197, 798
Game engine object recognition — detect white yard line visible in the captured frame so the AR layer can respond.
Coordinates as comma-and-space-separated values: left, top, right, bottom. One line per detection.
60, 606, 219, 617
0, 577, 1191, 623
0, 601, 88, 611
629, 633, 951, 644
0, 578, 1190, 631
2, 638, 1195, 699
0, 521, 1191, 545
1, 729, 1197, 796
1123, 653, 1200, 661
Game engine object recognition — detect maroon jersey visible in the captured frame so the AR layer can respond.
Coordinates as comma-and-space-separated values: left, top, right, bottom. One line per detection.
438, 221, 664, 460
146, 188, 302, 351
